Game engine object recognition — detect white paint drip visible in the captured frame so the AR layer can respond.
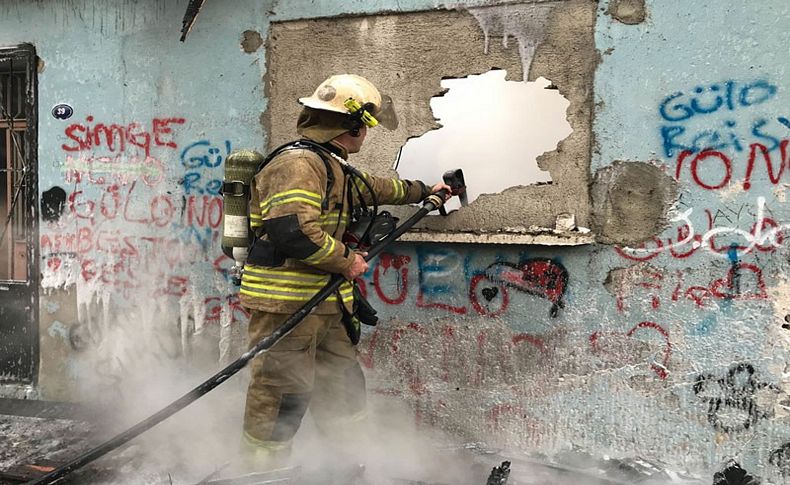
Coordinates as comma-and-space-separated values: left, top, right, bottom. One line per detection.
461, 3, 556, 81
218, 300, 233, 364
40, 255, 79, 289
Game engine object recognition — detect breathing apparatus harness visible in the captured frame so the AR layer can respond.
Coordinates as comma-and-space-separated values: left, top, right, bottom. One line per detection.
244, 138, 387, 343
247, 138, 392, 252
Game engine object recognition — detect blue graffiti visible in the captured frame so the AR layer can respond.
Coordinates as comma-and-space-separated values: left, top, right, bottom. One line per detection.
658, 80, 776, 122
691, 314, 718, 336
416, 246, 467, 298
660, 117, 784, 158
180, 140, 231, 195
178, 225, 217, 251
181, 140, 232, 168
658, 79, 782, 158
182, 172, 223, 195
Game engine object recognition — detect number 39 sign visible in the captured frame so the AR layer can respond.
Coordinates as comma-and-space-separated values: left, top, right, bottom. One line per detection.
51, 103, 73, 120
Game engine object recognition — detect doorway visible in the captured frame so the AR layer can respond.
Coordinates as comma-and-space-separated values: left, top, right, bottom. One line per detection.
0, 44, 38, 384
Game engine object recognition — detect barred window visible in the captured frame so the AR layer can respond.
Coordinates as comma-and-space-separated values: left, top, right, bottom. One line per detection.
0, 51, 32, 281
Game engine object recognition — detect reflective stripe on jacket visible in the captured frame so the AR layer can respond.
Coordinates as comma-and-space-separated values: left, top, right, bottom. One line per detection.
240, 141, 430, 314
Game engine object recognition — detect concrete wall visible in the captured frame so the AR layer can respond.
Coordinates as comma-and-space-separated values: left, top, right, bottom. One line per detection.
2, 0, 790, 481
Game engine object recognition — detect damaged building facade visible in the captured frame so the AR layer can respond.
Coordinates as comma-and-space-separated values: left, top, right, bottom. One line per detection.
1, 0, 789, 482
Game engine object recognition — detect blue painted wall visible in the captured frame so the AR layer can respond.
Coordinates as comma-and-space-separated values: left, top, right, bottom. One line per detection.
2, 0, 789, 480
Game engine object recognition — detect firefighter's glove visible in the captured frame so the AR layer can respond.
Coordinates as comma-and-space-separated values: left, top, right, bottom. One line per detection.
341, 313, 362, 346
341, 285, 379, 345
353, 285, 379, 327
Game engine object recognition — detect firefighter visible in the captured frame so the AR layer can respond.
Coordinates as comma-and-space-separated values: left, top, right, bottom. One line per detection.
239, 74, 451, 468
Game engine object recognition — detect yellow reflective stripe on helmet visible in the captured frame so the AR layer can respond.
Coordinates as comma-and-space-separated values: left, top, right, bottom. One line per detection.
250, 213, 262, 220
303, 234, 336, 265
260, 189, 322, 215
344, 97, 379, 128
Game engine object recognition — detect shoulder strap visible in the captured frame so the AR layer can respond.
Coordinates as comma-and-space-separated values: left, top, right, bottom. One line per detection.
257, 140, 335, 210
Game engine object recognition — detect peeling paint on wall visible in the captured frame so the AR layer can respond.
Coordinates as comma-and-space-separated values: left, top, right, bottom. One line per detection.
240, 29, 263, 53
591, 161, 678, 246
606, 0, 647, 25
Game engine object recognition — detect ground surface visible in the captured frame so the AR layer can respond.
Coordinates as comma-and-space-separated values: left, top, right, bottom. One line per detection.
0, 399, 708, 485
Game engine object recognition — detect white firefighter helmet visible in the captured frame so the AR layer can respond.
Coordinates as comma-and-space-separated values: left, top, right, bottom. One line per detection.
299, 74, 398, 130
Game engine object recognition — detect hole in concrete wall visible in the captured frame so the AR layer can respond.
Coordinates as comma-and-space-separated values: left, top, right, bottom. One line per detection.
394, 69, 572, 211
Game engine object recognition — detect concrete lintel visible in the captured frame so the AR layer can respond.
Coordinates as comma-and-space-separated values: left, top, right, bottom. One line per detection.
398, 230, 595, 245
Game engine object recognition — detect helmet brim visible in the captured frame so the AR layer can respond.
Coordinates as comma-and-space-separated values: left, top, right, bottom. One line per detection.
299, 93, 399, 131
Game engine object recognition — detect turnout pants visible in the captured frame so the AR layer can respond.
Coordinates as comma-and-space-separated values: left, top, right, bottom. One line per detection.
242, 310, 366, 462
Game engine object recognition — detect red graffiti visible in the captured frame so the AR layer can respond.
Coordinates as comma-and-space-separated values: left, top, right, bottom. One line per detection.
373, 252, 410, 305
614, 264, 768, 314
511, 333, 547, 354
62, 116, 186, 157
468, 274, 509, 316
361, 322, 549, 432
675, 140, 789, 191
363, 253, 569, 319
615, 207, 783, 262
362, 323, 545, 391
416, 288, 467, 314
471, 259, 568, 318
677, 149, 732, 190
67, 182, 222, 230
590, 321, 671, 379
203, 295, 250, 326
677, 263, 767, 307
744, 140, 788, 190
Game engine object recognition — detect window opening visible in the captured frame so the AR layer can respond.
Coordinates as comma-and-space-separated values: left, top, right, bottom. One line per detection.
394, 70, 572, 211
0, 55, 30, 281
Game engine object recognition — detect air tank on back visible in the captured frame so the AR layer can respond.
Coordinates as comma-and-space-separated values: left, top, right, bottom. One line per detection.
221, 149, 264, 285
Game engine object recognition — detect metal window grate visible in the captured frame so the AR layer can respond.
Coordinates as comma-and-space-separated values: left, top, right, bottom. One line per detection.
0, 56, 27, 120
0, 56, 30, 281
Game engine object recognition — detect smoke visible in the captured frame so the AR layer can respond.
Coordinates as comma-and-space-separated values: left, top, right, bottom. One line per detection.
42, 268, 246, 484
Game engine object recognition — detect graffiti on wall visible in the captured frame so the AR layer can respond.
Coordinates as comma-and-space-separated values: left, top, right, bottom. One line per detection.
357, 248, 569, 320
41, 116, 248, 339
693, 363, 780, 433
615, 197, 787, 262
769, 442, 790, 477
659, 79, 781, 158
359, 319, 549, 439
620, 77, 790, 271
609, 261, 767, 314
